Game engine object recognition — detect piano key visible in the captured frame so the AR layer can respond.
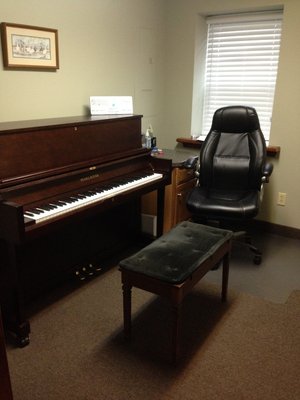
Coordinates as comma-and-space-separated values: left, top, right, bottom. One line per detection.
39, 205, 55, 211
31, 208, 44, 214
49, 203, 59, 208
24, 211, 35, 217
24, 172, 163, 225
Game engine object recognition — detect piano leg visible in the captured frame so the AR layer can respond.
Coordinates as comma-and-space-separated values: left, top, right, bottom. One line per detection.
8, 320, 30, 347
4, 243, 30, 347
156, 187, 165, 237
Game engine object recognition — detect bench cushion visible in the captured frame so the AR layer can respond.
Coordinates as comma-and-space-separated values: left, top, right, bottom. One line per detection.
119, 221, 232, 283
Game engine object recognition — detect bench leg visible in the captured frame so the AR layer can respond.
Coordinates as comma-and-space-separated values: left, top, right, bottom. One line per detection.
221, 252, 230, 302
122, 283, 132, 340
171, 302, 182, 364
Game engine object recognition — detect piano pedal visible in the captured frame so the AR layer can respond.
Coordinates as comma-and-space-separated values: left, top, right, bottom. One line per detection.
82, 266, 94, 277
90, 263, 102, 273
75, 263, 103, 281
75, 270, 86, 281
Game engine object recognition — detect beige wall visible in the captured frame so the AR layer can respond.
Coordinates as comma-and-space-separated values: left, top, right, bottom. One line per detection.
0, 0, 166, 133
163, 0, 300, 229
0, 0, 299, 229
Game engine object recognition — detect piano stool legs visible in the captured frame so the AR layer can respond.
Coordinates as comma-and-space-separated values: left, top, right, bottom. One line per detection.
119, 221, 232, 364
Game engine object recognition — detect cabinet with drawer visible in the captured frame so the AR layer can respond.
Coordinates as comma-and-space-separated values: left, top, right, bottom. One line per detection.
142, 150, 197, 235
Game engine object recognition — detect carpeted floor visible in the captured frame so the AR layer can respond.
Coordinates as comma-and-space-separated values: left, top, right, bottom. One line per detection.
6, 261, 300, 400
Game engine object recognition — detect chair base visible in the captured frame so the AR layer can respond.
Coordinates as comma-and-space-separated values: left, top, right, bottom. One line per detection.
190, 217, 262, 265
233, 231, 262, 265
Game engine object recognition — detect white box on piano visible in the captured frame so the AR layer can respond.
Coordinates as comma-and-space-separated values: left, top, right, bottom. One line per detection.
90, 96, 133, 115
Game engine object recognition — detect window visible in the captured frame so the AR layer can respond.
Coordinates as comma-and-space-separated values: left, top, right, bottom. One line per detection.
200, 11, 282, 142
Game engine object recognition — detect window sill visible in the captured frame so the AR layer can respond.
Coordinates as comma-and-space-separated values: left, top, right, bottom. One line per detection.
176, 137, 280, 157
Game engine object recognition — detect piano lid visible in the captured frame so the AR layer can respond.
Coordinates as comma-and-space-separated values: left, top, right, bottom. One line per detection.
0, 114, 145, 188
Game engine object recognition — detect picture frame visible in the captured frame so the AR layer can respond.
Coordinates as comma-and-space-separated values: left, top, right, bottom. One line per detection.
0, 22, 59, 70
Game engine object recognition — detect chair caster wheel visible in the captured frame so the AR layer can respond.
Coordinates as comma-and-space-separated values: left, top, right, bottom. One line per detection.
17, 335, 30, 348
253, 255, 262, 265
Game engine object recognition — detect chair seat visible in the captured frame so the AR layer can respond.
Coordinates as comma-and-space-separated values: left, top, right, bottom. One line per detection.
187, 186, 260, 220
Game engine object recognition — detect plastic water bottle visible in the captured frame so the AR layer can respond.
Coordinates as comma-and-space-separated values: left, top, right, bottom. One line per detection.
145, 128, 152, 149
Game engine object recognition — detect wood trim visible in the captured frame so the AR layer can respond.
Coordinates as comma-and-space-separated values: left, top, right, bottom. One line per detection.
266, 146, 281, 157
252, 220, 300, 240
176, 137, 280, 157
176, 137, 202, 148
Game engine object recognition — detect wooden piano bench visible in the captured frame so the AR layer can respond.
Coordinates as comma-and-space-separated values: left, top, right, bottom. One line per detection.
119, 221, 232, 364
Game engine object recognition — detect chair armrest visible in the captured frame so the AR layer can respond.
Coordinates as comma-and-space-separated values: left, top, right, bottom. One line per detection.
262, 162, 273, 183
183, 156, 198, 169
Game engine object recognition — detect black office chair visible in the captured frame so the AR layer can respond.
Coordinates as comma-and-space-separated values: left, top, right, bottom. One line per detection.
186, 105, 273, 264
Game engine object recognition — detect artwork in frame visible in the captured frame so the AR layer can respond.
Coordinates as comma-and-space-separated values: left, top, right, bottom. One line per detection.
0, 22, 59, 70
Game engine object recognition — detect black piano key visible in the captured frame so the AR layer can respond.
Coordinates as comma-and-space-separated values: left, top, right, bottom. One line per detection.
87, 191, 98, 195
30, 208, 45, 215
24, 211, 35, 217
49, 203, 59, 208
38, 205, 53, 211
51, 201, 65, 206
57, 200, 68, 205
60, 197, 76, 204
46, 204, 57, 210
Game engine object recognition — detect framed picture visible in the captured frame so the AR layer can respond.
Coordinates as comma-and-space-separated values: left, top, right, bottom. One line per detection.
0, 22, 59, 70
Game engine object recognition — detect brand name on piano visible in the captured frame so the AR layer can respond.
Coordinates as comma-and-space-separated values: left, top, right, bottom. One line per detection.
80, 173, 100, 182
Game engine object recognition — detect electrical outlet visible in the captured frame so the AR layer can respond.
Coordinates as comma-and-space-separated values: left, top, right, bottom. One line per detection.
277, 192, 287, 206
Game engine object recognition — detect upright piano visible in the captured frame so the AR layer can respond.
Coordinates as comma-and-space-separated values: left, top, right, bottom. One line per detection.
0, 114, 171, 346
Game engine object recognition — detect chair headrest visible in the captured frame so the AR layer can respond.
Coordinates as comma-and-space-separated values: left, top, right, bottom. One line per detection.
211, 106, 261, 133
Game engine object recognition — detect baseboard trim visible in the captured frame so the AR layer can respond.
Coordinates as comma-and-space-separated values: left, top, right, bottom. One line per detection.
253, 220, 300, 240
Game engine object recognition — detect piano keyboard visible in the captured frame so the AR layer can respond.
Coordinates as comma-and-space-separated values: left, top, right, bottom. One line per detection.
24, 172, 163, 224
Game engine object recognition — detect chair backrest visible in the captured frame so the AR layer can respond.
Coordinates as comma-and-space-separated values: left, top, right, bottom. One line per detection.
200, 106, 267, 191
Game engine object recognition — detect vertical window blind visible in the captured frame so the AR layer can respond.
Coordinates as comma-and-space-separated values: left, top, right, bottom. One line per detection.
201, 11, 283, 142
